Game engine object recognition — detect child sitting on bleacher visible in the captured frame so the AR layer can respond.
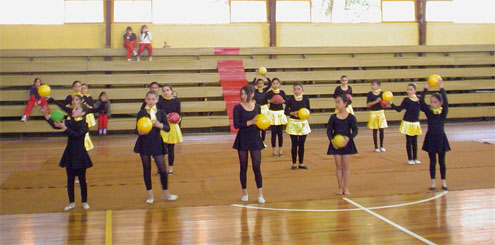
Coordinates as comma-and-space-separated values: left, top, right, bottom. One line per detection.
20, 78, 50, 122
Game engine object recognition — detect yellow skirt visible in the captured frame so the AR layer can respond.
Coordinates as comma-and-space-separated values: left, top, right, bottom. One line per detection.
367, 110, 388, 129
268, 109, 288, 126
84, 132, 94, 151
161, 123, 183, 144
399, 121, 422, 136
86, 113, 96, 128
260, 104, 269, 116
334, 105, 354, 115
286, 118, 311, 136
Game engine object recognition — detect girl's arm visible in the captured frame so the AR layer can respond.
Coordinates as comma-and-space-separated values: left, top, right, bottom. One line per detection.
349, 115, 358, 139
45, 117, 59, 130
306, 97, 311, 111
63, 95, 72, 107
64, 121, 88, 138
349, 86, 353, 96
264, 77, 272, 91
440, 88, 449, 117
284, 97, 292, 116
366, 92, 379, 107
420, 88, 429, 112
392, 99, 406, 112
327, 115, 334, 140
48, 97, 72, 114
176, 98, 181, 115
159, 111, 170, 132
332, 87, 339, 98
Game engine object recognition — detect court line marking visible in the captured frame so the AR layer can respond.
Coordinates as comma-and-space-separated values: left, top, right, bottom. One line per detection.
231, 191, 447, 212
105, 210, 112, 245
343, 197, 436, 245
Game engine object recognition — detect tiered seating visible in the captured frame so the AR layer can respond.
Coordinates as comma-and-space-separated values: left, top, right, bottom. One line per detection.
1, 45, 494, 134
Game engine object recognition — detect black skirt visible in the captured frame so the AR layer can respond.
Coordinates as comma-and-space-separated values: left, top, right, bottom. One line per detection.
327, 139, 358, 155
134, 128, 168, 156
233, 128, 265, 151
422, 132, 451, 153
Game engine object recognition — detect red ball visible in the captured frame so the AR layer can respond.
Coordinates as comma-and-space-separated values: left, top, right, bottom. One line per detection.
345, 94, 352, 101
271, 94, 284, 105
168, 112, 181, 124
380, 100, 389, 108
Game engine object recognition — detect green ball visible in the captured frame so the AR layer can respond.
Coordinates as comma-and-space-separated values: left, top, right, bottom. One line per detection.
51, 109, 65, 121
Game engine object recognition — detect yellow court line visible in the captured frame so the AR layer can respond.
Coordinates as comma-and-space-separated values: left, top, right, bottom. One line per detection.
106, 210, 112, 245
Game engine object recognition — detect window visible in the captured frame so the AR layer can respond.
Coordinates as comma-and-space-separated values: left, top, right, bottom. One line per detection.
152, 0, 229, 24
277, 0, 311, 22
312, 0, 381, 23
426, 1, 453, 22
114, 0, 152, 22
0, 0, 64, 25
382, 0, 415, 22
65, 0, 104, 23
453, 0, 495, 23
231, 1, 267, 22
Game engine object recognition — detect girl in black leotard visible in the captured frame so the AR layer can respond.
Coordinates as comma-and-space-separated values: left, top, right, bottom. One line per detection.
233, 86, 266, 204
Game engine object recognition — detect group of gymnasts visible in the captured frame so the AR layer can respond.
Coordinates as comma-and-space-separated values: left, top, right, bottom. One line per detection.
34, 71, 450, 210
235, 72, 450, 202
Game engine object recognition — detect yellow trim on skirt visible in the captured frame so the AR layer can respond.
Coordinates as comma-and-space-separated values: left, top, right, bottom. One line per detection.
84, 132, 94, 151
260, 104, 269, 116
286, 118, 311, 135
86, 113, 96, 128
367, 110, 388, 129
161, 123, 183, 144
399, 121, 422, 136
268, 109, 288, 125
334, 105, 354, 115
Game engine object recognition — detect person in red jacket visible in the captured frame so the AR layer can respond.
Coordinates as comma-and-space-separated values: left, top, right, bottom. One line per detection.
123, 26, 137, 61
20, 78, 50, 122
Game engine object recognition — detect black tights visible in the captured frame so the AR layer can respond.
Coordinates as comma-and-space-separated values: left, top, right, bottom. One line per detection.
428, 152, 446, 179
290, 135, 307, 164
373, 129, 385, 149
405, 135, 418, 160
260, 130, 266, 142
271, 125, 283, 147
167, 144, 175, 166
66, 168, 87, 203
238, 150, 262, 189
140, 154, 168, 190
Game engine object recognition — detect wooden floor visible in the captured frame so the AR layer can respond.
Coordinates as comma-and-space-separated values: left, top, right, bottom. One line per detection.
1, 122, 494, 244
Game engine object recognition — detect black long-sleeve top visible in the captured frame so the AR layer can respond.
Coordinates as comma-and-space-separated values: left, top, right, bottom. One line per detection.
333, 86, 353, 98
252, 77, 272, 105
160, 97, 181, 115
284, 96, 311, 119
367, 91, 383, 111
326, 114, 358, 140
133, 109, 170, 155
46, 117, 93, 169
232, 103, 264, 151
392, 97, 421, 122
420, 88, 449, 134
265, 90, 287, 111
82, 95, 94, 107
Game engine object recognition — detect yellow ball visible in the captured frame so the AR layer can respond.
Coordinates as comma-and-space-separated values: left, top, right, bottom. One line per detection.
332, 134, 346, 149
298, 108, 310, 120
382, 91, 393, 102
38, 84, 51, 97
258, 67, 267, 75
428, 74, 442, 87
137, 117, 153, 134
255, 114, 270, 130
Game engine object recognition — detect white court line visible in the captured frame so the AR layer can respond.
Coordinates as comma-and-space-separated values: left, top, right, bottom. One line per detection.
231, 191, 448, 212
343, 197, 436, 245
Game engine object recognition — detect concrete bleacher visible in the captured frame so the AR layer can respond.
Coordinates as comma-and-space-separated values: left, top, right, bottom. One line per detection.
1, 45, 494, 134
